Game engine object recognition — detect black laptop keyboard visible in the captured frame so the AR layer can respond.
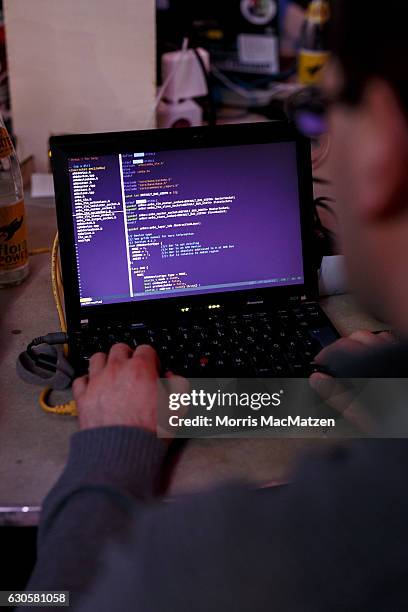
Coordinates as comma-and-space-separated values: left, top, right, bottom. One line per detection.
72, 302, 338, 378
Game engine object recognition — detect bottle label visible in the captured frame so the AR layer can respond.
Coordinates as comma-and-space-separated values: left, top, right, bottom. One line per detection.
0, 127, 14, 159
0, 199, 29, 271
298, 50, 330, 85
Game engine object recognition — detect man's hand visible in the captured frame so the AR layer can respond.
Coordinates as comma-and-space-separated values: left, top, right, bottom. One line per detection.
312, 330, 395, 373
73, 343, 188, 435
309, 330, 395, 431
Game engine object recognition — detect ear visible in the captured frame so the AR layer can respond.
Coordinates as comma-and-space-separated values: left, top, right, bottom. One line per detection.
355, 79, 408, 221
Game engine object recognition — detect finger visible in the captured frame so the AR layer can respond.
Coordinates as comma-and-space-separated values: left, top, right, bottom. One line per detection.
166, 372, 190, 395
377, 331, 396, 344
310, 373, 374, 432
108, 343, 133, 363
133, 344, 160, 373
89, 352, 107, 377
313, 338, 366, 364
310, 373, 338, 400
348, 330, 389, 347
72, 375, 89, 399
157, 374, 190, 440
166, 374, 190, 418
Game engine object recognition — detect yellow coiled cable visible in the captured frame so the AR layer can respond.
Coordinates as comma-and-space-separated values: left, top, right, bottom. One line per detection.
38, 233, 78, 416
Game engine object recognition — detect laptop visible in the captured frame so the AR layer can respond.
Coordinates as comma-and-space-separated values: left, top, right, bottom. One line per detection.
51, 122, 339, 378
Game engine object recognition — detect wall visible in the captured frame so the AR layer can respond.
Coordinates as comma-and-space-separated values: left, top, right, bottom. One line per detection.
4, 0, 156, 171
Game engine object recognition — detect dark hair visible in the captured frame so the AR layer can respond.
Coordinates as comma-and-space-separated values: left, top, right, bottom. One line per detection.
330, 0, 408, 109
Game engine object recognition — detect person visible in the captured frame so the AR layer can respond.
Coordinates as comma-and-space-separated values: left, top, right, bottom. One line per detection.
25, 0, 408, 609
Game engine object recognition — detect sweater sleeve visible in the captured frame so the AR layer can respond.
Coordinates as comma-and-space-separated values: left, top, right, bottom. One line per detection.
73, 440, 408, 612
25, 426, 167, 606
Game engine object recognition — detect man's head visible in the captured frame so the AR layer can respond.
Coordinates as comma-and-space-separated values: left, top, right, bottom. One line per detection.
326, 0, 408, 333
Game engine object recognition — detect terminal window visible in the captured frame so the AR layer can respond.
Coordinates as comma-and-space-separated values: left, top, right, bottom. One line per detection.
68, 142, 304, 307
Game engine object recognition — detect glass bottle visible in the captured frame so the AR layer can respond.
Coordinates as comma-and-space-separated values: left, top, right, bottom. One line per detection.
298, 0, 330, 86
0, 115, 29, 287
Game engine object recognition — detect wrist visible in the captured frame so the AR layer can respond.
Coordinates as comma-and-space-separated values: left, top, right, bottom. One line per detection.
66, 426, 168, 497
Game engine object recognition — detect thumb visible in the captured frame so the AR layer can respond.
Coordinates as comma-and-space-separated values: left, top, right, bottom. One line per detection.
165, 371, 190, 397
157, 373, 191, 440
310, 373, 374, 433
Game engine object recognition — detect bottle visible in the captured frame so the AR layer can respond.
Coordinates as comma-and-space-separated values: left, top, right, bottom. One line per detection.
0, 115, 29, 287
298, 0, 330, 86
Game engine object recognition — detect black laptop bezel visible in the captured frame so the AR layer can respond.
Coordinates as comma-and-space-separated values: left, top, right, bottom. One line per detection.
51, 122, 317, 331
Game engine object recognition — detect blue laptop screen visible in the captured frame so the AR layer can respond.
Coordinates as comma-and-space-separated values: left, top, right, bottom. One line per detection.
68, 142, 305, 307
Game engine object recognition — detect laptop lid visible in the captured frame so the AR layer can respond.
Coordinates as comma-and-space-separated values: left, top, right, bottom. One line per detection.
51, 122, 317, 331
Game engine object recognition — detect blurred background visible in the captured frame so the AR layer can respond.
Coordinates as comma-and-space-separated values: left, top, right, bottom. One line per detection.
0, 0, 324, 173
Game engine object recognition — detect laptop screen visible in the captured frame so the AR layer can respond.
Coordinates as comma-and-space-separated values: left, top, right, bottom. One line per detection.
68, 142, 305, 307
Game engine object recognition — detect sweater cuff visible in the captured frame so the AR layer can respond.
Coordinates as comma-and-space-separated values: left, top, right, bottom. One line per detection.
64, 427, 168, 498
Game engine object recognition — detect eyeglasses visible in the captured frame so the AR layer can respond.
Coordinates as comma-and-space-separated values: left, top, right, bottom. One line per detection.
286, 86, 343, 139
289, 80, 408, 139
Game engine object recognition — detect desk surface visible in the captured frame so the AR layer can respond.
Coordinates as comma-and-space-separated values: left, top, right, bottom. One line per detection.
0, 195, 385, 524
